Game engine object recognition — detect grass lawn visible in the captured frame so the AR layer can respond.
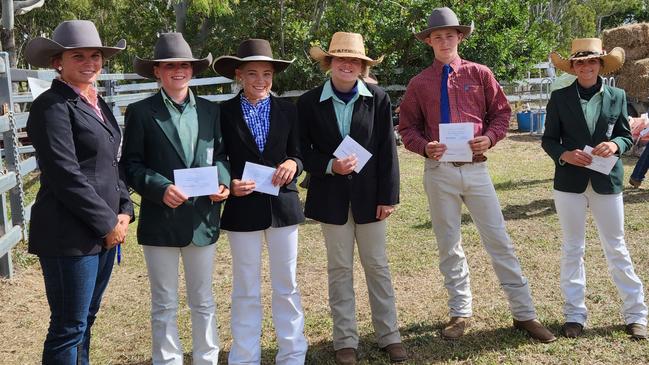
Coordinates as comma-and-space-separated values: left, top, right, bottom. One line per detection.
2, 129, 649, 364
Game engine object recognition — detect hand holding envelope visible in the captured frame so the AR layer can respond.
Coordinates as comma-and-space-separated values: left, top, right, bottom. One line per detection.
333, 136, 372, 173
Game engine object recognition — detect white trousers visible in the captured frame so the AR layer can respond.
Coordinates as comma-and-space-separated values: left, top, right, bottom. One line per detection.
143, 244, 220, 365
423, 160, 537, 320
227, 225, 307, 365
554, 185, 648, 325
321, 208, 401, 350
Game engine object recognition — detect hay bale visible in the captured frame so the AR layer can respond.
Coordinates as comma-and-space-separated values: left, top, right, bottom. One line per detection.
615, 58, 649, 100
603, 23, 649, 61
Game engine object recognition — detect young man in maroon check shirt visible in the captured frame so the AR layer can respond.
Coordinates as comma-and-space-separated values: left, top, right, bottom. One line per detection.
398, 7, 556, 343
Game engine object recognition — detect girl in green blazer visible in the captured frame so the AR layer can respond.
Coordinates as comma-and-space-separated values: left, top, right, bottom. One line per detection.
543, 38, 647, 340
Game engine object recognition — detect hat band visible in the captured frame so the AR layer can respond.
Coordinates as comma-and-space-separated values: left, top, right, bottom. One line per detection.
571, 50, 606, 58
328, 48, 366, 56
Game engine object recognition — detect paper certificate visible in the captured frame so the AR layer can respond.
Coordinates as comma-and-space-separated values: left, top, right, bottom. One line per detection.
241, 161, 280, 196
439, 123, 473, 162
333, 135, 373, 173
583, 145, 618, 175
173, 166, 219, 197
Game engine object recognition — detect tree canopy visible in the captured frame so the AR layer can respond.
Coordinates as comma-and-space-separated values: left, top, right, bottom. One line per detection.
4, 0, 646, 90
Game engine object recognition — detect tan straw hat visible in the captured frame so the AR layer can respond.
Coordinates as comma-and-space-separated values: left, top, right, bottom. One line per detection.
550, 38, 625, 75
309, 32, 383, 67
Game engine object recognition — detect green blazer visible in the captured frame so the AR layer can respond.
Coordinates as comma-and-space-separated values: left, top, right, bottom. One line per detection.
542, 80, 632, 194
121, 91, 230, 246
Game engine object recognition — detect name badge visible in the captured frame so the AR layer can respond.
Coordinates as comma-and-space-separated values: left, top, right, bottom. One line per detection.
206, 148, 214, 164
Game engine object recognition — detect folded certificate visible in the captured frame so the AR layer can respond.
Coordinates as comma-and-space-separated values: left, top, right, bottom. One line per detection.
333, 135, 373, 173
241, 161, 280, 196
173, 166, 219, 197
583, 145, 618, 175
439, 123, 473, 162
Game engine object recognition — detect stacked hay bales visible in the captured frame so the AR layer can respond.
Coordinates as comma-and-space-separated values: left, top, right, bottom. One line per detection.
603, 23, 649, 100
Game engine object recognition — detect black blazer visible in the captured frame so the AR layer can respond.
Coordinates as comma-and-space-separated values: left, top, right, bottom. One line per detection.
219, 94, 304, 232
297, 82, 399, 225
121, 91, 230, 246
26, 79, 134, 256
542, 80, 632, 194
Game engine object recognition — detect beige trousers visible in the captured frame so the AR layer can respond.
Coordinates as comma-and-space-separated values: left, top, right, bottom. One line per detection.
321, 207, 401, 350
423, 159, 536, 321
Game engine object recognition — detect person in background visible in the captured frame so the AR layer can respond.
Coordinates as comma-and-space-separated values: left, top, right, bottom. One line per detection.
298, 32, 406, 365
24, 20, 133, 364
121, 33, 230, 364
212, 38, 307, 365
543, 38, 648, 339
398, 7, 556, 343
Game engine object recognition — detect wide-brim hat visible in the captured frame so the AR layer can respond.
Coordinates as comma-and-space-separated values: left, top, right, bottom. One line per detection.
415, 7, 473, 41
134, 33, 212, 79
24, 20, 126, 68
212, 39, 294, 80
550, 38, 625, 75
309, 32, 384, 67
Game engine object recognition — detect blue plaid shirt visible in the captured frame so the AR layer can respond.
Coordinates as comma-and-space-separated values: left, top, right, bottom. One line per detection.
241, 94, 271, 152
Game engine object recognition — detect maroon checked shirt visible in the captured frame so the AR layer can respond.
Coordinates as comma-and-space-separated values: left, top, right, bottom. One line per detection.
398, 56, 511, 157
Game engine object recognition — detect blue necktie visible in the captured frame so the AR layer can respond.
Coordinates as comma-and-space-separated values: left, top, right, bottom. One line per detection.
440, 64, 451, 124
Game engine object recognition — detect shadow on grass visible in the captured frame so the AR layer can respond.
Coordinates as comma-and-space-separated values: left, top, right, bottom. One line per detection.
412, 198, 556, 230
507, 133, 543, 143
119, 323, 637, 365
304, 320, 557, 364
623, 188, 649, 203
493, 178, 553, 192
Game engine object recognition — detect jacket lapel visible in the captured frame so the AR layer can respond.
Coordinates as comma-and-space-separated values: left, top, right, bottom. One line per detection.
593, 85, 616, 139
318, 98, 344, 144
151, 91, 190, 167
565, 81, 593, 145
262, 96, 282, 156
349, 95, 372, 144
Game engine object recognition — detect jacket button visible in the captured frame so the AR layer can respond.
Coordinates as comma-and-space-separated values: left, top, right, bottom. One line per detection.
109, 136, 115, 143
115, 186, 120, 192
112, 160, 117, 167
347, 175, 353, 180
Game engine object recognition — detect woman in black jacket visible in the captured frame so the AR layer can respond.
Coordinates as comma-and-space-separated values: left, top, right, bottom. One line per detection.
212, 39, 307, 365
24, 20, 133, 364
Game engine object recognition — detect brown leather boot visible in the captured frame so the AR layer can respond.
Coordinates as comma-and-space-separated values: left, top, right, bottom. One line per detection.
626, 323, 648, 340
441, 317, 470, 340
561, 322, 583, 338
335, 347, 357, 365
381, 343, 407, 363
513, 319, 557, 343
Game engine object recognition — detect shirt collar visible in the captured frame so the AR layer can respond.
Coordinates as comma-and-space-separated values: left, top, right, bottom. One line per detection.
432, 56, 462, 73
241, 93, 271, 108
160, 87, 196, 109
319, 79, 372, 102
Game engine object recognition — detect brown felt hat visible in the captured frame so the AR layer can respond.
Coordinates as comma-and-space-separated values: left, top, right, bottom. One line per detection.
309, 32, 383, 67
212, 39, 294, 79
550, 38, 624, 75
414, 7, 473, 41
24, 20, 126, 68
133, 33, 212, 79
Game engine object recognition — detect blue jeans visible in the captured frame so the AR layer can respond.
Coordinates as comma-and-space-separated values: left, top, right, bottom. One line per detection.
631, 145, 649, 182
40, 248, 115, 365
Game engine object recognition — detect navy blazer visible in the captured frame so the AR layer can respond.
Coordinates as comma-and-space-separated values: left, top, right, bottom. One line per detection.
542, 80, 632, 194
121, 91, 231, 246
219, 94, 304, 231
297, 82, 400, 225
27, 79, 134, 256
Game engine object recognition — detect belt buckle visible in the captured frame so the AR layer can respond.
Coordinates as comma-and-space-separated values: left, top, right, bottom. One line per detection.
452, 162, 468, 167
